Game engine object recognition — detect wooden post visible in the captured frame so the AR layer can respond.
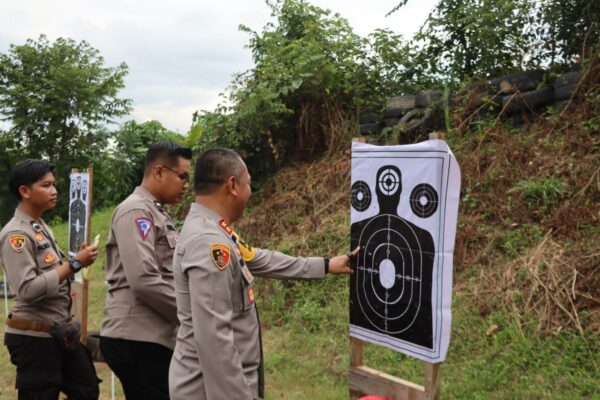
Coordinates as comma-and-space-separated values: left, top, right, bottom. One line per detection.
424, 363, 441, 400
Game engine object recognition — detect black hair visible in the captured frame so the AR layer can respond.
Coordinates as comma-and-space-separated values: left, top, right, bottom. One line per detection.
195, 148, 246, 195
144, 141, 193, 175
9, 159, 56, 200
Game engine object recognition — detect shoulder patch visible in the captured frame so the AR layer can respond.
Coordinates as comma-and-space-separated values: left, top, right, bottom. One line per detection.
9, 234, 26, 253
219, 220, 233, 235
210, 243, 231, 270
135, 217, 153, 240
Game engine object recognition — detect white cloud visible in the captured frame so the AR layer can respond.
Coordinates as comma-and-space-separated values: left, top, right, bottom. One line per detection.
0, 0, 436, 133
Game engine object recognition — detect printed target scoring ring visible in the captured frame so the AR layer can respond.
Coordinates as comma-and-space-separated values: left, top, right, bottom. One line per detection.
377, 167, 400, 196
356, 215, 424, 334
410, 183, 439, 218
351, 180, 372, 212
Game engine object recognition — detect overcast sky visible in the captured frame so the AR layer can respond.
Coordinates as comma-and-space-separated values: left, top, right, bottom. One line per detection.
0, 0, 436, 134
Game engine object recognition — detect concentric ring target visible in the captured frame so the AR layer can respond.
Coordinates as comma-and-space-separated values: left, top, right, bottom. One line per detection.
351, 180, 372, 212
355, 214, 424, 334
377, 168, 400, 196
409, 183, 439, 218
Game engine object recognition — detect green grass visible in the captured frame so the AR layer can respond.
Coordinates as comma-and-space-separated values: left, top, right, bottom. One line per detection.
2, 208, 599, 399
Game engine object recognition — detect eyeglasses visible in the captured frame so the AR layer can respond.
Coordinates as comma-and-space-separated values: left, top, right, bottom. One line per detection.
161, 165, 190, 182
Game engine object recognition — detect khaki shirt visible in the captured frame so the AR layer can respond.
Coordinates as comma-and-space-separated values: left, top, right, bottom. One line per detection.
101, 186, 179, 350
169, 203, 325, 400
0, 208, 68, 337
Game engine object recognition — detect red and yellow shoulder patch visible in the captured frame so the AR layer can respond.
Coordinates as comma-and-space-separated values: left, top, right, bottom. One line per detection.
9, 234, 26, 253
210, 243, 231, 270
219, 220, 233, 235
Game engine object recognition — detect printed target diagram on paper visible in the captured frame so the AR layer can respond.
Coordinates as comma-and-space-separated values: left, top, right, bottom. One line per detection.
68, 172, 91, 257
349, 140, 460, 363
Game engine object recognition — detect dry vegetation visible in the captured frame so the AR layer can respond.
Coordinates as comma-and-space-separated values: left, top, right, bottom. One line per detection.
237, 57, 600, 338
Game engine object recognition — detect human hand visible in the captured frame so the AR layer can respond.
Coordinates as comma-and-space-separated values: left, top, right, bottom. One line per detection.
328, 246, 360, 275
75, 242, 99, 267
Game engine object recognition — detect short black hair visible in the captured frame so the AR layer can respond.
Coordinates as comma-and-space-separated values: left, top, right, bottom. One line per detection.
144, 141, 193, 176
9, 159, 56, 200
195, 148, 246, 195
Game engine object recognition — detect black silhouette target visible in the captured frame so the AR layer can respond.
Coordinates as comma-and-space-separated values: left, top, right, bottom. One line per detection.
410, 183, 439, 218
351, 164, 435, 349
351, 180, 372, 212
355, 215, 426, 334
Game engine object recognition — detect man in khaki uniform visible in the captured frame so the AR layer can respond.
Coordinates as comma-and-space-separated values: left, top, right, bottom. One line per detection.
169, 148, 358, 399
100, 142, 192, 399
0, 159, 99, 400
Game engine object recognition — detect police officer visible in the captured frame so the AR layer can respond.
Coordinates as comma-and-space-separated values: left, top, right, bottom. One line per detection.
99, 141, 192, 399
0, 159, 99, 400
169, 148, 358, 399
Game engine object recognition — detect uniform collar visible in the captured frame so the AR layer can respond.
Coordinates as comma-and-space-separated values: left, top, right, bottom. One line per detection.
190, 203, 225, 223
14, 207, 38, 223
134, 186, 166, 212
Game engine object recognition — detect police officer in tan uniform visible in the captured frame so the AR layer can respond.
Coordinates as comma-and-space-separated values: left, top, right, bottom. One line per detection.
0, 159, 99, 400
169, 148, 358, 399
99, 142, 192, 399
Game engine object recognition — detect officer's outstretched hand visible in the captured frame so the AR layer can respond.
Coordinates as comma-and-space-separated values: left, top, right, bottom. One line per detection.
75, 242, 99, 267
328, 246, 360, 275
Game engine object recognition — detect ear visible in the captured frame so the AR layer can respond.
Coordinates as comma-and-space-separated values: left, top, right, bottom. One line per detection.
18, 185, 31, 200
152, 164, 165, 182
226, 176, 238, 196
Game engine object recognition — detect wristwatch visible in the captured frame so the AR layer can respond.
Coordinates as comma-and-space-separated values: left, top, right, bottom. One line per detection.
68, 258, 83, 273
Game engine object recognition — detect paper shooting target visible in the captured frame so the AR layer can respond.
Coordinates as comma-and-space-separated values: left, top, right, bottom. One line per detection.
68, 172, 91, 257
351, 180, 372, 212
349, 140, 461, 363
410, 183, 439, 218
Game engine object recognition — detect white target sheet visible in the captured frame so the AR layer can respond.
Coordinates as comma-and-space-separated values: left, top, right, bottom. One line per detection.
349, 140, 460, 363
67, 172, 91, 257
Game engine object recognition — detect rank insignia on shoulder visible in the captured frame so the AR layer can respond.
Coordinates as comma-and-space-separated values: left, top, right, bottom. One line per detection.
9, 234, 26, 253
30, 222, 43, 232
34, 233, 44, 242
210, 243, 231, 270
234, 233, 256, 262
44, 253, 56, 264
152, 200, 165, 212
135, 217, 153, 241
219, 220, 233, 235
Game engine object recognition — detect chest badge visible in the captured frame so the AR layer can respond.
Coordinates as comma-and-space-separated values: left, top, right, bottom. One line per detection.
34, 233, 45, 242
8, 234, 26, 253
30, 222, 43, 232
135, 217, 153, 241
248, 286, 255, 304
210, 243, 231, 270
44, 253, 57, 264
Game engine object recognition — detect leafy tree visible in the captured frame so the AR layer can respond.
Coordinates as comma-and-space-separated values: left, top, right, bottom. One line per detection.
195, 0, 394, 179
0, 35, 131, 221
92, 120, 185, 210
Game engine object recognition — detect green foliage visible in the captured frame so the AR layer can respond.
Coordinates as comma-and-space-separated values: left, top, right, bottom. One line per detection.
91, 120, 185, 210
0, 35, 131, 221
510, 176, 569, 208
193, 0, 415, 179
